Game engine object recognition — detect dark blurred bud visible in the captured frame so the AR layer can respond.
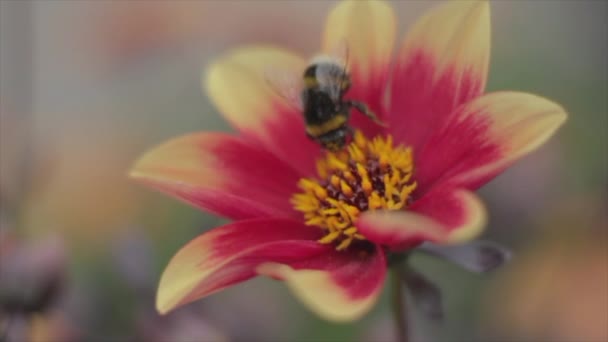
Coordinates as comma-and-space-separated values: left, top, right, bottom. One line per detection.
0, 313, 28, 342
402, 266, 443, 321
0, 236, 67, 315
417, 241, 511, 273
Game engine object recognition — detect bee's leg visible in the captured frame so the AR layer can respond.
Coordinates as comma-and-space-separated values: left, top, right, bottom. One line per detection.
345, 125, 355, 142
305, 131, 317, 142
346, 101, 387, 127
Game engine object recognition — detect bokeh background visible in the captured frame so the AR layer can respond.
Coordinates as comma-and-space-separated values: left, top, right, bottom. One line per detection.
1, 1, 606, 341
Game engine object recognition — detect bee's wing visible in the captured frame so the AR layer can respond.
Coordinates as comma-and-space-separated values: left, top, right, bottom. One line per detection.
264, 67, 304, 112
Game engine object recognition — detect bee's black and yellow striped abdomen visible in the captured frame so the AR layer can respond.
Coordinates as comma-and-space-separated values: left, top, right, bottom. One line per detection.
305, 113, 348, 137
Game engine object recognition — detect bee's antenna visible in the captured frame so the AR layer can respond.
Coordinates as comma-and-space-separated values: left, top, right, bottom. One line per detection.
339, 39, 350, 90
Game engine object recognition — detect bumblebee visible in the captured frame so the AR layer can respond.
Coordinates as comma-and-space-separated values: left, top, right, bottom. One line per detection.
267, 54, 385, 151
300, 56, 384, 151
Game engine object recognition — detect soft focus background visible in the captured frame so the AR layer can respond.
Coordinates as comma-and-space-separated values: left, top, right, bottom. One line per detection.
1, 1, 606, 341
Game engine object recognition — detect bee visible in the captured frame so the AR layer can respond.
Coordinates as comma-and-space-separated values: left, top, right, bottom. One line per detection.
266, 50, 385, 151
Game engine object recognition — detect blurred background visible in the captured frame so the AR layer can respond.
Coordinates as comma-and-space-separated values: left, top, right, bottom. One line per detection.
0, 1, 606, 341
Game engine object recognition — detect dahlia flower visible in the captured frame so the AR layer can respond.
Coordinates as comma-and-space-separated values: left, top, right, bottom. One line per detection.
130, 0, 566, 323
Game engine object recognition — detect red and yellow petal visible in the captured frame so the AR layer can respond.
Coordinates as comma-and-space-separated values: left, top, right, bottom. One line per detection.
356, 210, 449, 250
389, 0, 490, 150
357, 188, 486, 250
410, 188, 487, 244
129, 132, 301, 220
416, 92, 568, 192
156, 218, 326, 315
257, 245, 386, 322
205, 46, 321, 175
323, 0, 396, 134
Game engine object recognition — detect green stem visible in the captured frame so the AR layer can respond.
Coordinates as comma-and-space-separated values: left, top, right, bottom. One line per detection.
391, 265, 409, 342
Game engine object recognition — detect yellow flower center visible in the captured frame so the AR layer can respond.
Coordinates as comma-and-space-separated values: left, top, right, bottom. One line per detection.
291, 131, 417, 251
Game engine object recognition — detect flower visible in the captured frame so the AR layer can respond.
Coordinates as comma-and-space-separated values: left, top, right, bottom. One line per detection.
0, 232, 76, 342
130, 0, 567, 322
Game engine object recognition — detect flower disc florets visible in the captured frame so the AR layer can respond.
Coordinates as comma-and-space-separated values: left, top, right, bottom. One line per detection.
292, 131, 417, 251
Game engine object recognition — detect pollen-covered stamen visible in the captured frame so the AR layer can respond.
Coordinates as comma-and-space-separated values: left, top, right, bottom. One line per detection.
292, 131, 417, 251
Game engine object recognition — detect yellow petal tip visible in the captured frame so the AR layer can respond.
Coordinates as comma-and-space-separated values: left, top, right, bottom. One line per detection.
257, 262, 378, 322
447, 190, 488, 244
203, 46, 305, 133
323, 0, 396, 81
155, 298, 171, 316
